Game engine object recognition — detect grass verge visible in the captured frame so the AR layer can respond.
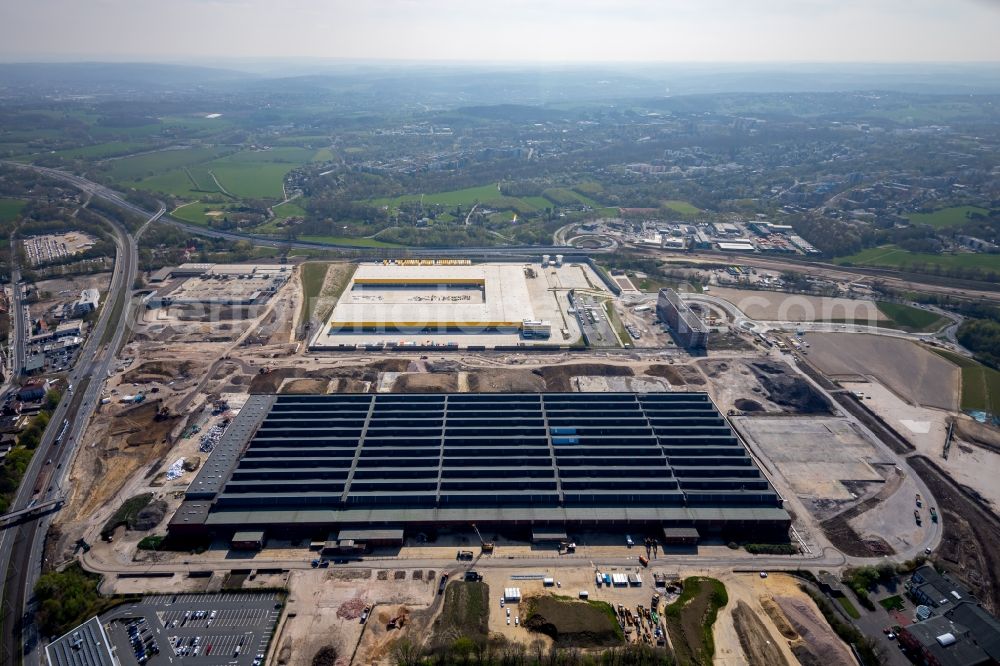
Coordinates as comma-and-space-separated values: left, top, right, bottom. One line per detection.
928, 347, 1000, 413
878, 595, 905, 612
837, 595, 862, 619
663, 576, 728, 666
299, 262, 329, 323
876, 302, 946, 332
101, 493, 153, 538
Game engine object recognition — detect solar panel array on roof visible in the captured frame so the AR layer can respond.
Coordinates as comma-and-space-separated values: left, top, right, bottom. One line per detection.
170, 393, 789, 539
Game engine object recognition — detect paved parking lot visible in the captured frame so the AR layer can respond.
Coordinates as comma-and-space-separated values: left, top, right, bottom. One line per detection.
572, 293, 620, 347
102, 592, 282, 666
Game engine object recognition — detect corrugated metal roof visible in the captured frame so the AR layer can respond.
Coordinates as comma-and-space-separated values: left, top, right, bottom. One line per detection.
45, 617, 116, 666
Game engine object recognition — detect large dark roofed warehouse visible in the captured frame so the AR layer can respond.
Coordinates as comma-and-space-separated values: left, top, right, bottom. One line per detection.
169, 393, 789, 545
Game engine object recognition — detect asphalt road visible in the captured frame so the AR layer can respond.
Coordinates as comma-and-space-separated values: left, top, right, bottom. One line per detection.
0, 201, 149, 666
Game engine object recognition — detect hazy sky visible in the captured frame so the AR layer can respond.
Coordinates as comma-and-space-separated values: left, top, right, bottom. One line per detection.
1, 0, 999, 63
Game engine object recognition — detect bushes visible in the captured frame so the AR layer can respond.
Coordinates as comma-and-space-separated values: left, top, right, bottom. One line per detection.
958, 318, 1000, 368
842, 564, 897, 612
0, 448, 34, 513
137, 535, 165, 550
34, 563, 115, 636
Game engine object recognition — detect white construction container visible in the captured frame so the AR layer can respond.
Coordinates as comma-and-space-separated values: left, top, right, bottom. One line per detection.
503, 587, 522, 602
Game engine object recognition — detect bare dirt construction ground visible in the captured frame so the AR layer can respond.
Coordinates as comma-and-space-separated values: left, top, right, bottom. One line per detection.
710, 572, 849, 666
805, 333, 959, 410
695, 359, 828, 414
63, 399, 179, 524
708, 286, 885, 322
730, 601, 789, 666
909, 456, 1000, 613
279, 378, 331, 394
845, 379, 1000, 514
645, 364, 707, 387
734, 415, 926, 557
772, 594, 854, 665
712, 573, 834, 666
275, 568, 439, 666
28, 272, 111, 320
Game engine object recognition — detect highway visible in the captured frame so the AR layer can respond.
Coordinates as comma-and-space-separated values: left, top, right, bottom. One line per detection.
0, 199, 149, 666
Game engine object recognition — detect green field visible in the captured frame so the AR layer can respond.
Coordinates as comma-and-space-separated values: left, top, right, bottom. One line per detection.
55, 141, 159, 160
906, 205, 989, 229
107, 146, 232, 182
929, 347, 1000, 414
0, 198, 27, 223
663, 199, 701, 215
876, 302, 947, 332
371, 183, 503, 209
541, 187, 598, 208
836, 245, 1000, 273
117, 147, 322, 200
368, 183, 560, 215
170, 202, 232, 225
272, 200, 307, 219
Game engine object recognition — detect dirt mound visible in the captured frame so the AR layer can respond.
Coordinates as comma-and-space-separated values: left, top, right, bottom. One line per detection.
955, 418, 1000, 455
702, 360, 730, 378
310, 646, 338, 666
774, 596, 853, 665
749, 361, 832, 414
132, 499, 168, 531
645, 365, 685, 384
734, 399, 764, 412
759, 597, 797, 641
248, 368, 300, 393
122, 360, 195, 384
393, 373, 458, 393
280, 378, 330, 394
732, 601, 790, 666
118, 401, 180, 447
537, 364, 633, 392
369, 358, 411, 373
468, 369, 546, 393
337, 597, 367, 620
523, 596, 622, 647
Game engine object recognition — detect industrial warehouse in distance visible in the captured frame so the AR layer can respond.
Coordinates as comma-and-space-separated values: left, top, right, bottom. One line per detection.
168, 392, 789, 547
308, 258, 614, 350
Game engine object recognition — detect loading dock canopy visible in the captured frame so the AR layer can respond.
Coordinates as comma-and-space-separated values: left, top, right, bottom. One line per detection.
336, 528, 404, 545
662, 527, 700, 543
532, 528, 568, 542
